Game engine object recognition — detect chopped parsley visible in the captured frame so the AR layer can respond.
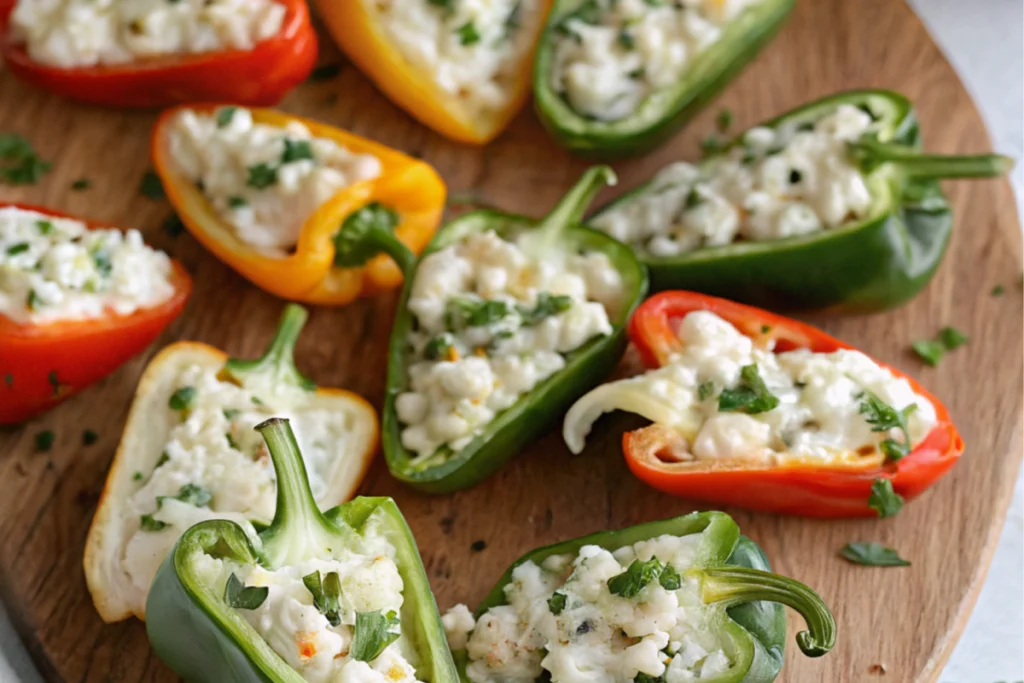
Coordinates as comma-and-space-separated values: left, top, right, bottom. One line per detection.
6, 242, 29, 256
424, 333, 456, 361
518, 292, 573, 326
456, 21, 481, 46
684, 188, 703, 210
607, 557, 678, 598
36, 220, 54, 235
281, 139, 314, 164
716, 109, 733, 132
215, 107, 238, 128
718, 365, 779, 414
227, 196, 248, 208
548, 591, 567, 615
867, 478, 904, 518
27, 289, 43, 311
302, 570, 342, 626
35, 430, 55, 452
82, 429, 98, 446
224, 573, 269, 610
139, 514, 168, 532
309, 63, 342, 81
911, 325, 969, 366
858, 390, 916, 462
789, 169, 802, 184
132, 471, 144, 481
445, 297, 511, 330
839, 542, 910, 567
0, 134, 52, 185
939, 325, 968, 350
139, 170, 165, 199
168, 386, 197, 411
697, 381, 715, 401
351, 610, 401, 662
246, 163, 278, 189
991, 284, 1005, 296
700, 135, 725, 156
70, 178, 91, 191
617, 28, 635, 49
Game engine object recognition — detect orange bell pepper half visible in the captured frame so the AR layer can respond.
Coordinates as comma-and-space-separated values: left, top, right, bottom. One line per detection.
151, 105, 445, 305
316, 0, 552, 144
565, 291, 963, 517
0, 204, 191, 424
0, 0, 316, 107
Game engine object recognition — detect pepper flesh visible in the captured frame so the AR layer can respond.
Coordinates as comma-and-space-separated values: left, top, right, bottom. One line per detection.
564, 291, 963, 517
0, 203, 191, 424
146, 418, 457, 683
532, 0, 795, 157
0, 0, 316, 107
458, 510, 834, 682
589, 90, 1013, 312
152, 105, 446, 305
315, 0, 552, 144
372, 167, 647, 493
83, 304, 379, 622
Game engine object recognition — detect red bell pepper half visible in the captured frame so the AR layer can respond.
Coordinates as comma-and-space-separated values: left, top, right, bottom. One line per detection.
622, 292, 962, 517
0, 0, 316, 107
0, 204, 191, 424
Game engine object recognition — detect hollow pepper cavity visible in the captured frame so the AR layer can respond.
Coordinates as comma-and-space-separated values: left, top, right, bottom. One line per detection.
146, 417, 457, 683
152, 105, 446, 305
589, 89, 1013, 312
563, 291, 964, 517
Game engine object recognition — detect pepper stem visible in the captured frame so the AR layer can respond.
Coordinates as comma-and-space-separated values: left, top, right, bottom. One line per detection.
223, 304, 315, 392
688, 566, 836, 658
529, 166, 617, 254
849, 139, 1014, 179
332, 202, 416, 275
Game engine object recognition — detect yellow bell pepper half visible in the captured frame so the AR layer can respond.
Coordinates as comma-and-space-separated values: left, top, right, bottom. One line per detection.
152, 105, 446, 305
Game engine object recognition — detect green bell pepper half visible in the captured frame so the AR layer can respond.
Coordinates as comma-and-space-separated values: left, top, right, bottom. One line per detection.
589, 89, 1013, 313
456, 510, 835, 683
344, 167, 648, 494
532, 0, 795, 157
145, 418, 458, 683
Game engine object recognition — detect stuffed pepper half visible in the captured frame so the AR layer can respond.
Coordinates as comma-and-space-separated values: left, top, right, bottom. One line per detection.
0, 0, 316, 106
152, 105, 446, 305
533, 0, 794, 156
0, 203, 190, 424
443, 510, 834, 683
317, 0, 551, 144
563, 292, 964, 517
339, 167, 646, 493
147, 417, 458, 683
84, 304, 379, 623
589, 90, 1013, 312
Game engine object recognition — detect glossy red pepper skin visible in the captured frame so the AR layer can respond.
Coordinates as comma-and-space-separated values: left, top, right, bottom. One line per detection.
0, 204, 191, 424
0, 0, 316, 107
624, 291, 963, 517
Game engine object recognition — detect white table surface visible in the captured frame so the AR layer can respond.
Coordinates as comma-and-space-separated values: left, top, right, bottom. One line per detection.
1, 1, 1022, 681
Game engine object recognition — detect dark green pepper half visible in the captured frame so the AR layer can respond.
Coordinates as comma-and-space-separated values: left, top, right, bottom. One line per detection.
589, 89, 1013, 313
533, 0, 795, 157
456, 510, 834, 682
146, 418, 458, 683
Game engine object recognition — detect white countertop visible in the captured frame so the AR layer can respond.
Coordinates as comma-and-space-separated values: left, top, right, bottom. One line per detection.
1, 1, 1021, 681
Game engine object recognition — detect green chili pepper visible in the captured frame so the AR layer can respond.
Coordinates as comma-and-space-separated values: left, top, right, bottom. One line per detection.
589, 89, 1013, 312
533, 0, 795, 157
455, 511, 835, 682
145, 418, 458, 683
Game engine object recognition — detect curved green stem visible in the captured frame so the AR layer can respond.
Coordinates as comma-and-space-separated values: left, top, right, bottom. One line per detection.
223, 304, 315, 392
531, 166, 617, 254
688, 566, 836, 658
849, 139, 1014, 179
333, 202, 416, 275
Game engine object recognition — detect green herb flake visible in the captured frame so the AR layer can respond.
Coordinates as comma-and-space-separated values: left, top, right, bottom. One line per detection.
456, 21, 481, 45
607, 557, 665, 599
0, 134, 52, 185
172, 483, 213, 507
840, 542, 910, 567
716, 109, 733, 132
139, 513, 168, 532
215, 106, 238, 128
226, 433, 241, 450
351, 610, 401, 662
26, 289, 42, 310
223, 408, 241, 421
911, 339, 945, 366
228, 196, 248, 208
700, 136, 724, 156
868, 479, 904, 519
132, 471, 143, 481
697, 381, 714, 401
718, 365, 779, 415
858, 391, 916, 463
35, 430, 55, 452
518, 291, 573, 326
6, 242, 30, 256
156, 451, 170, 467
139, 170, 165, 199
162, 213, 185, 238
424, 333, 456, 361
309, 63, 342, 81
303, 571, 343, 626
82, 429, 98, 446
168, 386, 196, 411
246, 163, 278, 190
548, 591, 568, 615
617, 28, 635, 50
939, 326, 968, 350
36, 220, 54, 235
71, 178, 91, 191
281, 139, 315, 164
658, 564, 681, 591
224, 572, 269, 610
991, 284, 1005, 296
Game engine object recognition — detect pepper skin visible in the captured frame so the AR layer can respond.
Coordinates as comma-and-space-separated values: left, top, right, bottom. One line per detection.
0, 0, 316, 107
146, 418, 457, 683
589, 90, 1014, 312
456, 510, 835, 682
347, 167, 647, 493
315, 0, 552, 144
563, 291, 964, 517
0, 203, 190, 425
84, 304, 379, 622
152, 105, 445, 305
532, 0, 795, 157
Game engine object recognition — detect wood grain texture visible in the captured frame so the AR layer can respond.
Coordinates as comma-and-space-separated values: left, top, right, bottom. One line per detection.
0, 0, 1021, 681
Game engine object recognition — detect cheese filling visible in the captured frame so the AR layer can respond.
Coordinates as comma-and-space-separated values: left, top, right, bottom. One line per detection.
564, 310, 938, 465
443, 529, 734, 683
120, 363, 355, 598
9, 0, 286, 69
197, 510, 424, 683
167, 107, 383, 256
590, 104, 878, 256
551, 0, 763, 121
366, 0, 543, 119
395, 230, 624, 463
0, 206, 175, 325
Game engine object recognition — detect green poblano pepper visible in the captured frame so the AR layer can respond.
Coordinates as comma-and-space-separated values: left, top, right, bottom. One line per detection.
454, 511, 835, 682
588, 89, 1013, 313
145, 418, 458, 683
533, 0, 796, 157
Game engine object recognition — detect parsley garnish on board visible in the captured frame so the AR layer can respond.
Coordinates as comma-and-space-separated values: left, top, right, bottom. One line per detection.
858, 390, 916, 463
224, 573, 269, 610
718, 365, 779, 414
302, 570, 343, 626
0, 134, 52, 185
82, 429, 98, 446
139, 170, 165, 199
867, 479, 904, 519
70, 178, 91, 191
911, 325, 969, 366
839, 542, 910, 567
350, 610, 401, 662
716, 109, 733, 132
35, 430, 55, 452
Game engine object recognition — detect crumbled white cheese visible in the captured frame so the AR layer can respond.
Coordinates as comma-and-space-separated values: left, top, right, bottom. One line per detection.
551, 0, 762, 121
447, 529, 733, 683
120, 363, 354, 598
591, 104, 877, 255
167, 107, 383, 255
565, 310, 938, 464
9, 0, 286, 69
366, 0, 542, 119
0, 206, 174, 325
395, 230, 623, 461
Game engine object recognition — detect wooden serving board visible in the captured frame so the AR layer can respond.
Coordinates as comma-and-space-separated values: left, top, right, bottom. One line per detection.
0, 0, 1020, 681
